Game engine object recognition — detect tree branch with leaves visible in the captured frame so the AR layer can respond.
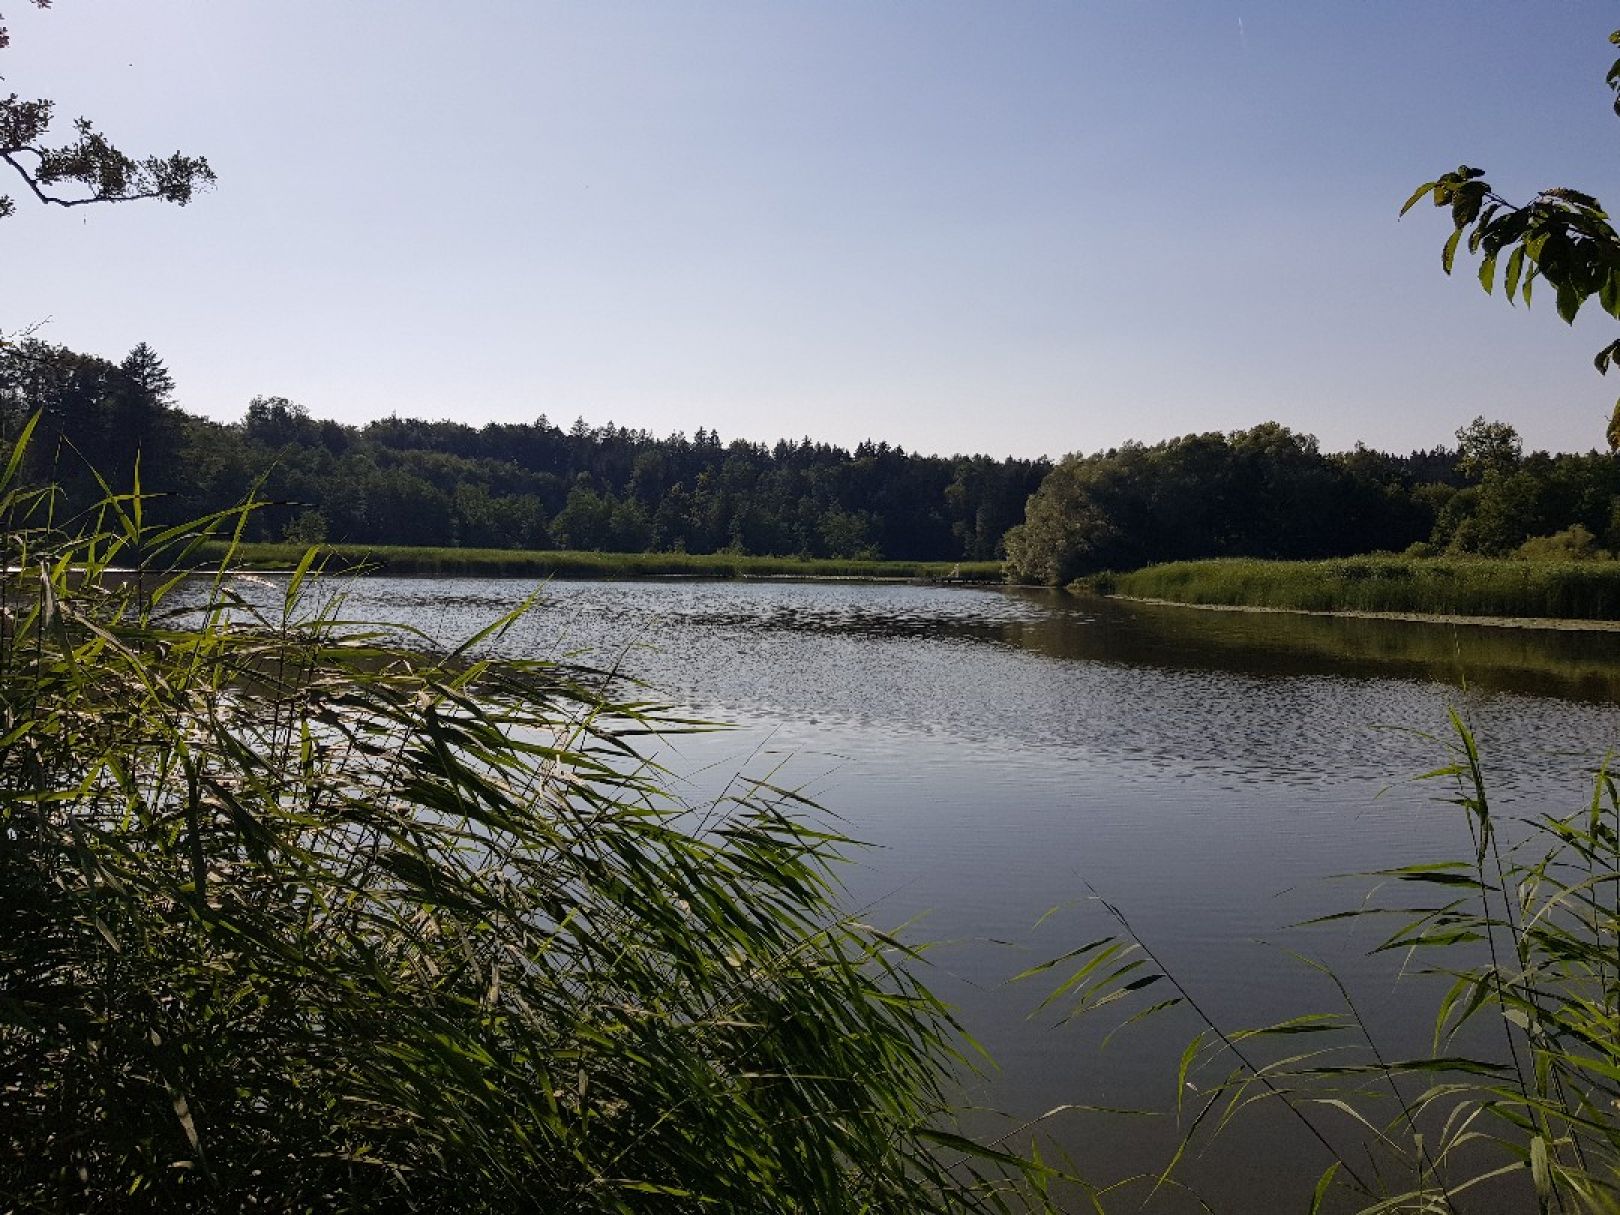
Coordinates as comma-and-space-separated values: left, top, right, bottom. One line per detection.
0, 1, 214, 219
1403, 30, 1620, 449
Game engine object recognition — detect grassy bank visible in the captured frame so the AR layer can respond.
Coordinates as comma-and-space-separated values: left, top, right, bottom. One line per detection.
200, 541, 1004, 582
1079, 555, 1620, 620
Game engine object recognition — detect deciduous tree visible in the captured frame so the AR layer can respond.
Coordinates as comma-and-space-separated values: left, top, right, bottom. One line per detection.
1454, 415, 1522, 482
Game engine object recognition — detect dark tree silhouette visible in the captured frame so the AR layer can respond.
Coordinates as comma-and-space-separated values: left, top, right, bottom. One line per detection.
0, 1, 214, 218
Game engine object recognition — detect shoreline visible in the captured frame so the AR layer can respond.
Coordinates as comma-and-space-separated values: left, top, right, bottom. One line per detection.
195, 542, 1006, 584
196, 541, 1004, 586
1103, 593, 1620, 633
216, 567, 1003, 586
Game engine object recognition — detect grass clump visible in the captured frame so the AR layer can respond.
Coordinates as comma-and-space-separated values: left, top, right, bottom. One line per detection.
0, 433, 1034, 1210
198, 540, 1005, 583
1081, 555, 1620, 620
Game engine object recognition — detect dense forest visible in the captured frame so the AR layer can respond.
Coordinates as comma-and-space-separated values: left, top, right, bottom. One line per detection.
1004, 417, 1620, 583
3, 337, 1617, 577
0, 338, 1047, 561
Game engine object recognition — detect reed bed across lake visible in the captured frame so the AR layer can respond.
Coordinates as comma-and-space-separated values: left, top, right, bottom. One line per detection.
201, 541, 1005, 582
1083, 555, 1620, 621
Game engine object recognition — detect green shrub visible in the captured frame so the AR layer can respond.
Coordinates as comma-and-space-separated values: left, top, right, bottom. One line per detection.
1518, 524, 1603, 561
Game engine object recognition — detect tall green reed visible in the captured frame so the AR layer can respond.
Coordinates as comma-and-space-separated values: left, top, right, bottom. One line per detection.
1031, 713, 1620, 1212
1084, 556, 1620, 620
0, 420, 1040, 1212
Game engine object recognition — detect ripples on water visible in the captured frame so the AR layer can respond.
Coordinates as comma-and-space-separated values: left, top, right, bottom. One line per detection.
293, 577, 1620, 791
220, 574, 1620, 1210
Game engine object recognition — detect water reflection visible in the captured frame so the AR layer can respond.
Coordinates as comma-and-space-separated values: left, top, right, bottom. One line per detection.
1026, 591, 1620, 699
277, 573, 1620, 696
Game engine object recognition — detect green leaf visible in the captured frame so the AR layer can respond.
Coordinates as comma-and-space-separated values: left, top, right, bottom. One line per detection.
1442, 228, 1462, 275
1556, 278, 1584, 324
0, 410, 39, 492
1400, 182, 1438, 216
1504, 246, 1526, 303
1308, 1162, 1340, 1215
1545, 186, 1603, 211
917, 1128, 1038, 1171
285, 544, 321, 610
1379, 866, 1482, 887
1175, 1031, 1207, 1118
1452, 183, 1486, 227
1478, 250, 1497, 294
1012, 936, 1117, 982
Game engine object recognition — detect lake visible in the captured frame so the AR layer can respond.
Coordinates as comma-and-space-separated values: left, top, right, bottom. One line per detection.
263, 575, 1620, 1210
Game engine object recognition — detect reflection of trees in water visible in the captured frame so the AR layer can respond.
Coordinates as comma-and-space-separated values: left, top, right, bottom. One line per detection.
219, 575, 1620, 704
988, 592, 1620, 703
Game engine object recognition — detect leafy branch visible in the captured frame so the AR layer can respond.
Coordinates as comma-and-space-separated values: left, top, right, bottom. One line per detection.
0, 2, 214, 219
1402, 169, 1620, 362
1402, 30, 1620, 448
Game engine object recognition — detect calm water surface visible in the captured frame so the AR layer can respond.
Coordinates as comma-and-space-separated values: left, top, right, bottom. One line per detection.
279, 576, 1620, 1210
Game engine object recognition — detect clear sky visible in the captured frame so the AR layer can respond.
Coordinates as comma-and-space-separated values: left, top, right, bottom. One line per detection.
6, 1, 1620, 460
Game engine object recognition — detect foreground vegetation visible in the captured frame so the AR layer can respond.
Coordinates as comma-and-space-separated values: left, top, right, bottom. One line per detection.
199, 540, 1004, 582
0, 453, 1033, 1209
1037, 714, 1620, 1212
1082, 555, 1620, 621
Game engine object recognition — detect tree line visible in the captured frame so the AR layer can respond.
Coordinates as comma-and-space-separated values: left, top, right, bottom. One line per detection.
1004, 417, 1620, 584
4, 338, 1615, 576
0, 338, 1048, 561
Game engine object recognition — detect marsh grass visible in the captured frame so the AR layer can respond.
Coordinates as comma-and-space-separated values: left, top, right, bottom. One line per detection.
1083, 556, 1620, 620
0, 426, 1040, 1211
1033, 713, 1620, 1212
202, 541, 1005, 583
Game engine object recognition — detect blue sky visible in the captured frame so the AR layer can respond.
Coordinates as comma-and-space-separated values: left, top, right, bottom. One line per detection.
6, 1, 1620, 459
